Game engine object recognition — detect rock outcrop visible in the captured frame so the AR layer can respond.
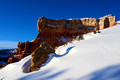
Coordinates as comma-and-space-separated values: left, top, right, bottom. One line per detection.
99, 15, 116, 30
37, 17, 99, 32
7, 15, 116, 64
28, 42, 55, 72
37, 15, 116, 32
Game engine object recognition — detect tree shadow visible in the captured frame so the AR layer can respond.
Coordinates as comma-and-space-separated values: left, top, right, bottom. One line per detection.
77, 64, 120, 80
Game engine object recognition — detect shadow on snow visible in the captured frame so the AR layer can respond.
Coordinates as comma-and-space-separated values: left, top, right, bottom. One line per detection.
23, 46, 75, 73
18, 69, 68, 80
19, 46, 120, 80
65, 64, 120, 80
42, 46, 75, 67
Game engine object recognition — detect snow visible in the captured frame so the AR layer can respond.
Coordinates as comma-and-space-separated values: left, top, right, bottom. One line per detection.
0, 25, 120, 80
58, 37, 72, 43
47, 24, 56, 27
117, 21, 120, 23
68, 18, 95, 20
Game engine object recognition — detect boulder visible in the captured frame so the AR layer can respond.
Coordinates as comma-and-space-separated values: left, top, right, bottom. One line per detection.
28, 42, 55, 72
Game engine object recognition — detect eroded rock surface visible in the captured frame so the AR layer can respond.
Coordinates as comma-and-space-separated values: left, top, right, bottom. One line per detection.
99, 15, 116, 30
7, 15, 116, 64
28, 42, 55, 72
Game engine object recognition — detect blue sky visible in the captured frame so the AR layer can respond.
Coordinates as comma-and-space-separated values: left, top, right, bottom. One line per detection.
0, 0, 120, 42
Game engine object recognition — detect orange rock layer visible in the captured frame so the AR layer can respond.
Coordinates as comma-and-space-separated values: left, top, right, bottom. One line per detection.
7, 15, 116, 63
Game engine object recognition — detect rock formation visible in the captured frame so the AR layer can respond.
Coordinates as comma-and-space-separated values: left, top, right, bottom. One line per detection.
7, 15, 116, 64
99, 15, 116, 30
37, 17, 99, 32
28, 42, 55, 72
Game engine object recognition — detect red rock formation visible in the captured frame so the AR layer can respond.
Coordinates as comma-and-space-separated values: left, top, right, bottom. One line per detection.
8, 15, 116, 63
28, 42, 55, 72
99, 15, 116, 30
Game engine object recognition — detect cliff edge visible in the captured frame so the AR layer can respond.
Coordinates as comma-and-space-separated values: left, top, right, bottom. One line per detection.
7, 15, 116, 63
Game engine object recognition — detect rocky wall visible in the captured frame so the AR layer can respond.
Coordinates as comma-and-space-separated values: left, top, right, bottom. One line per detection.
7, 15, 116, 64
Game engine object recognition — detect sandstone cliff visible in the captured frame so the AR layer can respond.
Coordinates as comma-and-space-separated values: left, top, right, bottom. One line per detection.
7, 15, 116, 64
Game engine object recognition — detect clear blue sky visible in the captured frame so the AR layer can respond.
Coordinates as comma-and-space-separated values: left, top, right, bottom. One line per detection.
0, 0, 120, 42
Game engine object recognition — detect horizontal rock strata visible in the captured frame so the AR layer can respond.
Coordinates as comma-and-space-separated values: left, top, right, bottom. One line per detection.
7, 15, 116, 64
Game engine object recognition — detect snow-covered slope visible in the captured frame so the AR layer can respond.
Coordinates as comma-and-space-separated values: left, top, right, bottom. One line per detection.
0, 25, 120, 80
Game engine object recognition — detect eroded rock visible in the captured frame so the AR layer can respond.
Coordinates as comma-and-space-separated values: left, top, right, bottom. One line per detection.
8, 15, 117, 65
28, 42, 55, 72
99, 15, 116, 30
